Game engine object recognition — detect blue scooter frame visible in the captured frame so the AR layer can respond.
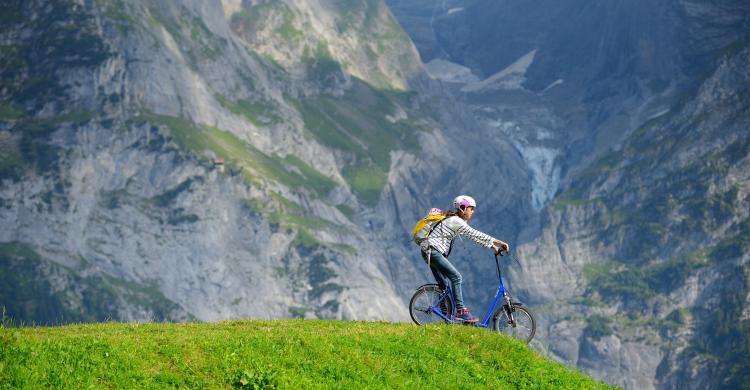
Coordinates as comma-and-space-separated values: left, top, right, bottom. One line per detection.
409, 251, 536, 342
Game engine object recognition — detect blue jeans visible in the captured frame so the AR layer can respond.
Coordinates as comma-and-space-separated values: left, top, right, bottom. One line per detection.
421, 248, 465, 309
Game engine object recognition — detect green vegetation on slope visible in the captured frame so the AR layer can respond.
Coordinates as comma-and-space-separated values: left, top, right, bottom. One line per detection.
215, 95, 282, 127
1, 1, 110, 111
147, 5, 225, 66
293, 80, 419, 206
689, 252, 750, 389
230, 1, 302, 42
93, 0, 136, 33
567, 137, 750, 299
584, 315, 614, 341
229, 0, 415, 90
583, 249, 710, 301
0, 111, 96, 181
141, 113, 336, 198
328, 0, 381, 48
0, 242, 187, 326
327, 0, 417, 88
226, 0, 425, 206
141, 113, 349, 251
0, 1, 109, 181
0, 103, 24, 121
242, 194, 346, 250
0, 320, 613, 389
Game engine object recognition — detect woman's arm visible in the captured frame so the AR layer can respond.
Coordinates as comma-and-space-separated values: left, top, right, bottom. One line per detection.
449, 217, 496, 248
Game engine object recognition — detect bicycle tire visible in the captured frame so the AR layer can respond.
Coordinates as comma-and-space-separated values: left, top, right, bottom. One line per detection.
409, 284, 453, 325
493, 305, 536, 343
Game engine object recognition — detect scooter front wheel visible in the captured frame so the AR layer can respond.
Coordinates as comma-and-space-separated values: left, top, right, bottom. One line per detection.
493, 305, 535, 343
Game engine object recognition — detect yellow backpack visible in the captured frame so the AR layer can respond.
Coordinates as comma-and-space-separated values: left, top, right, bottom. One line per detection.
410, 208, 447, 245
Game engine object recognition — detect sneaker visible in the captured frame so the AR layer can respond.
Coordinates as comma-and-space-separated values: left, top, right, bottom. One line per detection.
456, 308, 479, 323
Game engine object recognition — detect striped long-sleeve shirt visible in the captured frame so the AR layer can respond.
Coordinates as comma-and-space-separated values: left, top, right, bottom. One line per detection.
424, 216, 496, 256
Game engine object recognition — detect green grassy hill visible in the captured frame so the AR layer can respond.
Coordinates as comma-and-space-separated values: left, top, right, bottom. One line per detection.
0, 320, 612, 389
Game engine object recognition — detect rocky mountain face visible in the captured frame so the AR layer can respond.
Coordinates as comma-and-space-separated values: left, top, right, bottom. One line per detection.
0, 0, 460, 324
1, 0, 749, 389
520, 44, 750, 390
388, 0, 750, 388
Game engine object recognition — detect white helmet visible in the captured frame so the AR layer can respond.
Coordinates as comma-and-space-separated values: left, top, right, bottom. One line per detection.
453, 195, 477, 211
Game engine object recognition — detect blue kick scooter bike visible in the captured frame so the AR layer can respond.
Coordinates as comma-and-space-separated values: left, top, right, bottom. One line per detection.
409, 250, 536, 343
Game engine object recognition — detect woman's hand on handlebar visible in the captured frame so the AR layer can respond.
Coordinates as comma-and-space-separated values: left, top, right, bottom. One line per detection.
494, 239, 509, 251
492, 240, 510, 256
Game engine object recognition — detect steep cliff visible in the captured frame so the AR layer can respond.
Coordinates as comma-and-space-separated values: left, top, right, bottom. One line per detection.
519, 42, 750, 390
387, 0, 750, 388
0, 0, 455, 324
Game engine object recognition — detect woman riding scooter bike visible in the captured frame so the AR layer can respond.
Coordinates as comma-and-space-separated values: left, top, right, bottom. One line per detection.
419, 195, 510, 323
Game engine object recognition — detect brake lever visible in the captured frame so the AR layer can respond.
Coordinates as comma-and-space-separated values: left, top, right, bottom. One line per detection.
496, 249, 523, 270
